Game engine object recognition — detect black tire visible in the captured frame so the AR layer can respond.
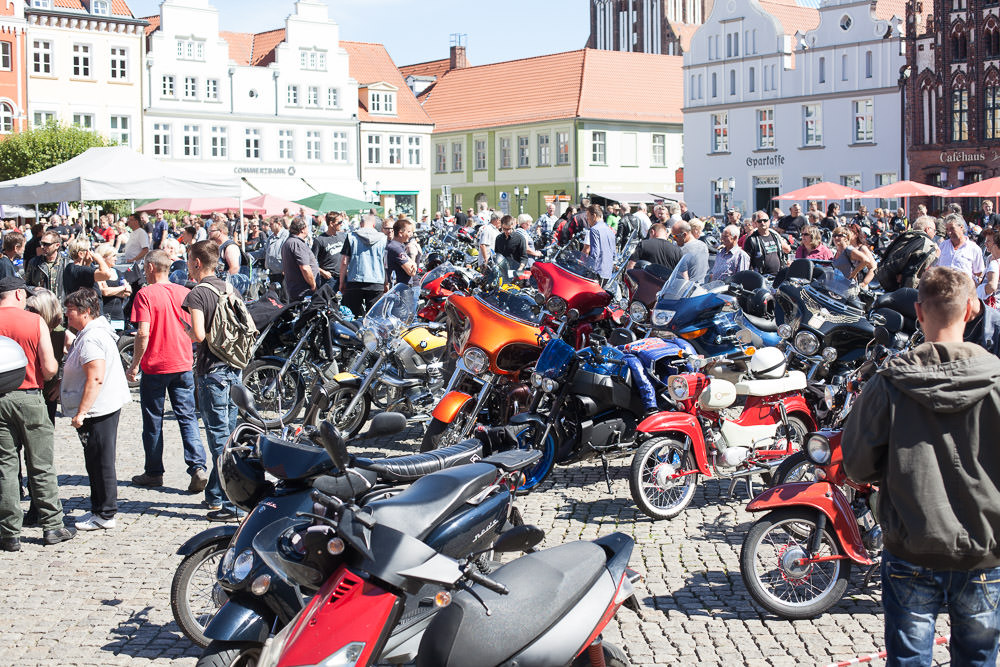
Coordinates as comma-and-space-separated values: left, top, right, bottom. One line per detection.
763, 416, 811, 485
770, 451, 816, 488
325, 385, 370, 438
629, 437, 698, 520
740, 507, 851, 620
571, 642, 630, 666
196, 641, 262, 667
420, 403, 476, 452
117, 335, 140, 388
170, 541, 229, 648
242, 359, 305, 427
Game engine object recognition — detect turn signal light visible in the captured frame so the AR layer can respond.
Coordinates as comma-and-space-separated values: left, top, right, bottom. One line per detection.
251, 574, 271, 596
743, 346, 756, 356
327, 538, 346, 555
434, 591, 452, 607
679, 328, 708, 340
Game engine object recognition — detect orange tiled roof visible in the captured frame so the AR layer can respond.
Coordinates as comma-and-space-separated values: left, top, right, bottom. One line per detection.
872, 0, 906, 22
220, 31, 252, 65
141, 13, 158, 37
340, 40, 433, 126
219, 28, 285, 67
421, 48, 683, 134
43, 0, 134, 17
671, 22, 699, 52
758, 0, 819, 35
399, 57, 461, 82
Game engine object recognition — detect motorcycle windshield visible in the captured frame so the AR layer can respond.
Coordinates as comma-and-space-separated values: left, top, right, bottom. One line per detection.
815, 268, 860, 299
481, 255, 516, 290
656, 254, 725, 301
535, 338, 575, 379
554, 246, 602, 283
420, 262, 456, 288
363, 283, 418, 334
477, 289, 544, 325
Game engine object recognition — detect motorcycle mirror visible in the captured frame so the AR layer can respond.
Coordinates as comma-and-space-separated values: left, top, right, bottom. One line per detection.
319, 420, 351, 472
230, 384, 263, 422
566, 308, 580, 323
366, 412, 407, 438
492, 525, 545, 553
735, 328, 753, 345
532, 291, 546, 307
873, 325, 892, 348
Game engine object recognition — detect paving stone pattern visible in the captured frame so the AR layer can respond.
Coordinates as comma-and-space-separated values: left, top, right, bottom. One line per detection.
1, 399, 953, 666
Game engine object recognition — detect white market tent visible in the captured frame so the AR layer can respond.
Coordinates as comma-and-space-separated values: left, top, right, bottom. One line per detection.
0, 146, 242, 204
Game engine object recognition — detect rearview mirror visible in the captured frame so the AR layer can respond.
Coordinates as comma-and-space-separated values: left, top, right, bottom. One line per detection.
492, 525, 545, 553
566, 308, 580, 323
320, 420, 350, 472
735, 328, 753, 345
366, 412, 407, 438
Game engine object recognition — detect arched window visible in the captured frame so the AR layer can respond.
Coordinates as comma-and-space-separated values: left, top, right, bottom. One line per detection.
952, 25, 968, 61
985, 70, 1000, 139
985, 22, 1000, 58
0, 103, 12, 134
952, 84, 969, 141
729, 69, 736, 95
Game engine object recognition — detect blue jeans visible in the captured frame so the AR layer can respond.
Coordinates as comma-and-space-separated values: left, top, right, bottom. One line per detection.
140, 371, 205, 476
196, 366, 241, 512
883, 549, 1000, 667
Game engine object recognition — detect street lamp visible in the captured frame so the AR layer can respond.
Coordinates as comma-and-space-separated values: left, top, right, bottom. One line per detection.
513, 185, 529, 214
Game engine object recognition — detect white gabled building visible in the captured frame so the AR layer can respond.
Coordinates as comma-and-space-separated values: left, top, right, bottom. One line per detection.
141, 0, 362, 200
683, 0, 906, 217
25, 0, 146, 149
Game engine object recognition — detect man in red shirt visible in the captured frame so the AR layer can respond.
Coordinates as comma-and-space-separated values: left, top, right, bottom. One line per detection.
127, 250, 207, 493
0, 276, 72, 551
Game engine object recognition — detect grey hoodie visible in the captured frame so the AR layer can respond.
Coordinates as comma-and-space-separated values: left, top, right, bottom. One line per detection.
843, 342, 1000, 569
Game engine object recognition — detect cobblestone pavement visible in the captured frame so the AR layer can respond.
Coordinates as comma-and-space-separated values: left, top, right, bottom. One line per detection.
1, 397, 953, 666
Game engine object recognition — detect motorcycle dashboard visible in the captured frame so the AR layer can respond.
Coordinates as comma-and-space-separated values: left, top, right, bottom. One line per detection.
475, 291, 544, 326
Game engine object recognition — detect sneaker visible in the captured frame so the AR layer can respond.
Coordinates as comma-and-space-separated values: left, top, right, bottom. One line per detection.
75, 512, 116, 531
188, 469, 209, 493
0, 536, 19, 552
131, 473, 163, 488
43, 526, 77, 545
206, 508, 241, 523
202, 501, 222, 511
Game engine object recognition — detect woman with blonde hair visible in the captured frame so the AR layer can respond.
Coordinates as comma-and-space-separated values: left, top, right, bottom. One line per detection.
831, 226, 876, 286
95, 243, 130, 328
63, 237, 113, 298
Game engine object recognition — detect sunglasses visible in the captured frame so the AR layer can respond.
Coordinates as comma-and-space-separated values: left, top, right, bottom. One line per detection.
41, 241, 60, 247
833, 233, 848, 238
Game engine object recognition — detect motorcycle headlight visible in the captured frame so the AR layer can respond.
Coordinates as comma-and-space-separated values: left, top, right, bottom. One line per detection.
805, 434, 831, 465
231, 549, 254, 583
318, 642, 367, 667
822, 347, 838, 362
628, 302, 648, 323
777, 324, 793, 340
823, 385, 838, 410
652, 309, 675, 327
462, 347, 489, 375
546, 296, 567, 316
668, 375, 689, 400
530, 372, 542, 388
221, 547, 236, 576
541, 378, 558, 393
794, 331, 821, 356
362, 329, 379, 354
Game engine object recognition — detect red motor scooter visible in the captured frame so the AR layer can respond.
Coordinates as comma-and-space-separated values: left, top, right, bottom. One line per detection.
628, 344, 815, 520
739, 429, 880, 619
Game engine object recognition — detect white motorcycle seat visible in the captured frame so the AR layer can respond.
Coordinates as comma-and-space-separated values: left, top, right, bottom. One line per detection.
735, 370, 807, 397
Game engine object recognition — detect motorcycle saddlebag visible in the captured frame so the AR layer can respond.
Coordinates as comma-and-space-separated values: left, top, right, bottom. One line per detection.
0, 337, 27, 395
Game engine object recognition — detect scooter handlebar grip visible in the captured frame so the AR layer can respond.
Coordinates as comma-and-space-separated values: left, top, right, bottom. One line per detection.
466, 569, 509, 595
311, 488, 342, 512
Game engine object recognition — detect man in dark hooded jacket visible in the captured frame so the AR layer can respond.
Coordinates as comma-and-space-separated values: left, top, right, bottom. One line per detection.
843, 266, 1000, 667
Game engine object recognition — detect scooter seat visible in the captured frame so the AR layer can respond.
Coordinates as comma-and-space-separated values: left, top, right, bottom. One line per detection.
355, 440, 482, 483
417, 541, 608, 667
735, 370, 807, 397
367, 463, 497, 541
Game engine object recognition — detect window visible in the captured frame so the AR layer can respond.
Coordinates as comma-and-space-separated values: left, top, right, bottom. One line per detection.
757, 108, 774, 148
30, 0, 52, 7
474, 138, 487, 170
591, 131, 606, 164
108, 47, 127, 80
162, 75, 175, 97
651, 134, 666, 167
32, 40, 51, 74
557, 131, 570, 165
278, 129, 294, 160
499, 136, 512, 169
712, 112, 729, 152
436, 143, 447, 173
987, 25, 1000, 58
245, 128, 260, 159
518, 135, 530, 167
72, 44, 91, 78
299, 49, 327, 71
0, 42, 11, 72
327, 88, 339, 108
184, 76, 197, 99
840, 175, 862, 213
853, 99, 874, 143
32, 110, 54, 127
865, 51, 872, 78
206, 79, 219, 100
176, 39, 205, 61
210, 126, 227, 158
841, 54, 848, 81
952, 29, 968, 61
91, 0, 109, 15
388, 135, 403, 166
307, 86, 319, 107
407, 136, 421, 166
451, 141, 463, 171
876, 173, 899, 212
182, 124, 200, 157
370, 91, 396, 114
748, 66, 755, 93
537, 134, 551, 166
306, 130, 321, 161
819, 57, 825, 83
987, 84, 1000, 139
110, 115, 130, 146
0, 103, 12, 134
711, 72, 718, 97
368, 134, 382, 165
72, 113, 93, 129
729, 69, 736, 95
952, 88, 969, 141
153, 123, 171, 156
331, 131, 348, 162
840, 14, 853, 30
803, 104, 822, 146
287, 85, 299, 106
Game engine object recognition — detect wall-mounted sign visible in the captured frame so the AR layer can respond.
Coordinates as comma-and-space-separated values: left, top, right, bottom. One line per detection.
939, 150, 999, 163
234, 166, 297, 176
746, 154, 785, 168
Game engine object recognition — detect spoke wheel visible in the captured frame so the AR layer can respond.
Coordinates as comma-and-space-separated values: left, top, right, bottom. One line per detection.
740, 508, 851, 619
170, 541, 229, 647
242, 359, 304, 427
118, 335, 140, 388
421, 403, 476, 452
629, 437, 698, 520
325, 386, 370, 438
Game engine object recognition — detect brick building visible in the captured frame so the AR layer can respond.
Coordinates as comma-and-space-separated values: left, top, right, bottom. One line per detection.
587, 0, 713, 55
904, 0, 1000, 197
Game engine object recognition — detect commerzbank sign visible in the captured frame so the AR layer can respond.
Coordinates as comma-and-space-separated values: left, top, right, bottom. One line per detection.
234, 166, 298, 176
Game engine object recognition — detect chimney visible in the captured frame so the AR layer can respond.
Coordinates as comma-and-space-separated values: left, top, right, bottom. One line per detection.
450, 45, 468, 70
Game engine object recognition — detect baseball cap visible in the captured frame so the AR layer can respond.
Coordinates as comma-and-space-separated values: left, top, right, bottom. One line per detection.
0, 276, 29, 293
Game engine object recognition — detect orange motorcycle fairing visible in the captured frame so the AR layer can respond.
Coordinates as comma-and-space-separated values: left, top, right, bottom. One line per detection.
431, 391, 474, 424
447, 294, 543, 376
747, 481, 873, 565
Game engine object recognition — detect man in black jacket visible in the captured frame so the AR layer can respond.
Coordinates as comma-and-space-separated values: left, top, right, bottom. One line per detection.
843, 266, 1000, 667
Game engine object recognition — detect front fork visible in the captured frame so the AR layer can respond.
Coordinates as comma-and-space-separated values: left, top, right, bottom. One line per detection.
340, 350, 388, 417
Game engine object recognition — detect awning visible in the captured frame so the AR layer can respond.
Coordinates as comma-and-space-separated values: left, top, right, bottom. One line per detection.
376, 190, 419, 196
590, 191, 680, 203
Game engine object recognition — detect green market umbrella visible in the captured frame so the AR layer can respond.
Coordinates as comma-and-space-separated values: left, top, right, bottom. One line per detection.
295, 192, 382, 215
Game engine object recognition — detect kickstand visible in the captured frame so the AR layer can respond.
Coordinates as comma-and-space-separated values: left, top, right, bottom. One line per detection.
744, 476, 755, 499
863, 561, 881, 588
725, 476, 738, 499
600, 455, 613, 494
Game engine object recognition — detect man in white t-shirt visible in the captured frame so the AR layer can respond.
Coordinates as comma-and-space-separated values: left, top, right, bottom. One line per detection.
122, 215, 150, 263
478, 215, 500, 266
634, 203, 652, 238
936, 214, 985, 284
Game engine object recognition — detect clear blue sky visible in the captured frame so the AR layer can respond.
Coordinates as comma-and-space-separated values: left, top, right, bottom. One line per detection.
126, 0, 589, 66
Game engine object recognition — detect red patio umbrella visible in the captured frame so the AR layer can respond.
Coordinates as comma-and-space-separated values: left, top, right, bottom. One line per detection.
772, 182, 865, 201
136, 197, 264, 215
945, 177, 1000, 198
245, 194, 316, 217
859, 180, 949, 199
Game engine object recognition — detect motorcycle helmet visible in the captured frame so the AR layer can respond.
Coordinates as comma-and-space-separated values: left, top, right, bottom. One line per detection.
746, 288, 775, 319
168, 269, 188, 286
424, 252, 445, 272
748, 347, 787, 379
219, 429, 273, 512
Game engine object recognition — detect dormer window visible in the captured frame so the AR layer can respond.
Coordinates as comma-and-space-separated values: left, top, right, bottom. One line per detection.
91, 0, 110, 15
370, 91, 395, 115
30, 0, 52, 8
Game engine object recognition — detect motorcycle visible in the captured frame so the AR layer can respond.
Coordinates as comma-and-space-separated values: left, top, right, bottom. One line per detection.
628, 341, 816, 520
740, 429, 879, 619
622, 261, 674, 338
323, 283, 450, 437
531, 247, 616, 347
416, 261, 476, 323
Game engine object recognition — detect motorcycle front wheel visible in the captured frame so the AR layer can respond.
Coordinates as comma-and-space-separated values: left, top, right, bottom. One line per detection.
325, 385, 370, 438
629, 437, 698, 520
570, 642, 629, 666
740, 508, 851, 619
242, 359, 305, 428
421, 403, 477, 452
511, 423, 557, 492
197, 640, 261, 667
170, 541, 229, 648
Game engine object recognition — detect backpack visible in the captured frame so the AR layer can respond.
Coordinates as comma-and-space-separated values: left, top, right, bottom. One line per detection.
202, 282, 258, 370
875, 231, 938, 292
